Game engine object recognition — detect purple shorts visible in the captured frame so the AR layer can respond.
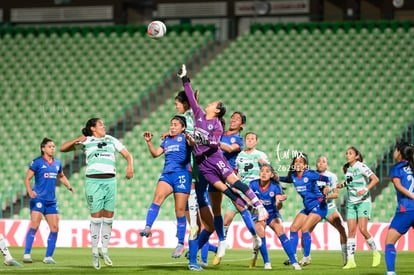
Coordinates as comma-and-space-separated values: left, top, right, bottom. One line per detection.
197, 150, 233, 185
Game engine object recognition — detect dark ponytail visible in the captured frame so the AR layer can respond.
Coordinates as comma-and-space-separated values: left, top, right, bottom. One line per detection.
343, 146, 363, 174
82, 118, 99, 137
40, 137, 53, 155
397, 141, 414, 172
217, 101, 226, 129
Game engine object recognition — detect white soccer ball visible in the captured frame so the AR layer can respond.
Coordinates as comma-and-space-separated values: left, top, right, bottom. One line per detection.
147, 21, 166, 39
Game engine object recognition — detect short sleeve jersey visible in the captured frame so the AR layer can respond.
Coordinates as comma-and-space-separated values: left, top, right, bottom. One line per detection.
220, 132, 244, 170
75, 135, 125, 175
235, 149, 269, 184
390, 161, 414, 212
250, 179, 283, 217
29, 156, 62, 201
344, 161, 374, 204
281, 170, 329, 211
160, 133, 191, 173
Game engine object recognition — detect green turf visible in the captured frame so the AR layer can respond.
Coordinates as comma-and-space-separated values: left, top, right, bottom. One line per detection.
0, 247, 412, 274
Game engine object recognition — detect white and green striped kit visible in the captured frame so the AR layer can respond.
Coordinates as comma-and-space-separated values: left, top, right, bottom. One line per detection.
344, 161, 374, 204
235, 149, 269, 184
75, 135, 125, 175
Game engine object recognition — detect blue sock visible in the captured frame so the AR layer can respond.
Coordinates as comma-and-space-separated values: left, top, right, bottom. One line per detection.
302, 231, 311, 257
146, 203, 160, 227
209, 243, 218, 253
46, 231, 58, 257
290, 231, 299, 255
188, 239, 199, 265
385, 243, 396, 272
24, 228, 37, 254
240, 210, 257, 236
176, 216, 186, 244
279, 233, 297, 264
214, 216, 225, 241
198, 229, 213, 250
259, 237, 269, 264
201, 242, 209, 263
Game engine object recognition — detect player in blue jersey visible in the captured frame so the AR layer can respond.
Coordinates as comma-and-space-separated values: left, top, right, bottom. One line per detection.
279, 153, 330, 266
337, 147, 380, 269
60, 118, 134, 269
178, 64, 268, 271
140, 116, 192, 259
210, 111, 247, 265
23, 137, 74, 264
250, 164, 302, 270
384, 142, 414, 275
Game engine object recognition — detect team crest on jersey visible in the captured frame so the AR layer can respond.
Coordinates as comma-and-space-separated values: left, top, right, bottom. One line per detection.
304, 177, 308, 183
207, 124, 214, 130
177, 136, 183, 142
105, 137, 111, 142
269, 191, 275, 197
44, 173, 50, 178
230, 137, 236, 143
36, 202, 42, 208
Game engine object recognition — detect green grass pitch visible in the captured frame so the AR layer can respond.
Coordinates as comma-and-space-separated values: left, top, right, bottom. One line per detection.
1, 247, 412, 274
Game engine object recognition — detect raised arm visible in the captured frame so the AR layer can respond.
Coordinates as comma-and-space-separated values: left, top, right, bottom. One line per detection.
60, 135, 86, 152
143, 131, 164, 158
177, 64, 200, 114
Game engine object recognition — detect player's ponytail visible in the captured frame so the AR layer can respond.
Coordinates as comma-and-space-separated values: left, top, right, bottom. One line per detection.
82, 118, 99, 137
397, 141, 414, 172
40, 137, 53, 155
216, 101, 226, 129
343, 146, 363, 173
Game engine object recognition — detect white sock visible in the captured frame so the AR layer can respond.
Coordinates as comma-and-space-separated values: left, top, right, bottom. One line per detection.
0, 234, 12, 261
101, 217, 113, 254
224, 226, 229, 238
90, 217, 103, 255
347, 238, 356, 259
366, 237, 377, 252
188, 189, 198, 228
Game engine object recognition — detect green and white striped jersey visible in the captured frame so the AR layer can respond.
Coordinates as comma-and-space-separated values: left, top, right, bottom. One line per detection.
344, 161, 374, 204
75, 135, 125, 175
183, 109, 195, 136
236, 149, 269, 184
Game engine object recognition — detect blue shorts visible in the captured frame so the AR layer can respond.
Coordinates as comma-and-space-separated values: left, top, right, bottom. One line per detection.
253, 210, 281, 225
300, 202, 328, 219
158, 171, 191, 194
389, 211, 414, 235
30, 198, 59, 215
195, 171, 210, 208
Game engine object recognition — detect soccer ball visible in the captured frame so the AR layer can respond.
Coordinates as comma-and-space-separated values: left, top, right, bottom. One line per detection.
147, 21, 166, 39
